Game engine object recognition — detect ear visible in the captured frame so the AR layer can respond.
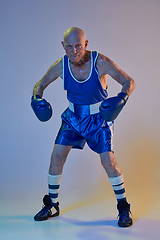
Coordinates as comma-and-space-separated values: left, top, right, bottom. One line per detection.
61, 41, 65, 49
85, 40, 89, 49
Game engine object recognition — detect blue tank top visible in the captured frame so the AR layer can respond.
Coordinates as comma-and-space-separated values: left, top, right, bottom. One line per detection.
63, 51, 108, 105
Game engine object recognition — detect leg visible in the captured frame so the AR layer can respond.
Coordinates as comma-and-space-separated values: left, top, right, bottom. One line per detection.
34, 144, 72, 221
100, 151, 122, 177
49, 144, 72, 175
100, 151, 126, 201
100, 151, 132, 227
48, 144, 72, 203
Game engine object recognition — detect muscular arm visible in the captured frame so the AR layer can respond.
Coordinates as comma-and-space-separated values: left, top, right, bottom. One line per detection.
33, 58, 63, 97
96, 53, 136, 96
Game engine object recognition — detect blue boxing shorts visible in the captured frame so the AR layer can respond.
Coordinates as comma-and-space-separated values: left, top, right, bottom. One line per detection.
55, 104, 114, 154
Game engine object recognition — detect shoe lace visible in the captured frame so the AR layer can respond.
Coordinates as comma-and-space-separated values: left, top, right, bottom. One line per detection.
118, 208, 132, 219
40, 204, 52, 213
41, 202, 59, 213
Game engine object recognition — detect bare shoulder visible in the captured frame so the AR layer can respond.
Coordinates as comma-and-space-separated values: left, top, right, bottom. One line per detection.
96, 53, 128, 81
96, 53, 119, 73
96, 53, 136, 95
47, 57, 63, 79
38, 57, 63, 91
97, 53, 112, 64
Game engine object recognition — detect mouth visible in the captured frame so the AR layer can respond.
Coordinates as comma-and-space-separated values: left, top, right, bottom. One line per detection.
71, 55, 78, 58
70, 55, 80, 62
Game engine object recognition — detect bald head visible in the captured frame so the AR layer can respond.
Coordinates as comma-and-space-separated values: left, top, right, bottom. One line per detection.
62, 27, 89, 63
63, 27, 86, 45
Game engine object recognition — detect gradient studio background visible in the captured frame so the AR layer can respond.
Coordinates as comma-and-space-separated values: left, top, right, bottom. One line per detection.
0, 0, 160, 219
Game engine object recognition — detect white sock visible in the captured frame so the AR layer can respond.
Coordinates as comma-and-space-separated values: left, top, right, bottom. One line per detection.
109, 174, 126, 202
48, 174, 62, 203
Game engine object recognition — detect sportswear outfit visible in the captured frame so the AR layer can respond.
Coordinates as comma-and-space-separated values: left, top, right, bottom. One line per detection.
55, 51, 114, 153
34, 51, 132, 227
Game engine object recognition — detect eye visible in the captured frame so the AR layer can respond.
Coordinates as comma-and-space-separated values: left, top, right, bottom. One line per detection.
76, 44, 81, 48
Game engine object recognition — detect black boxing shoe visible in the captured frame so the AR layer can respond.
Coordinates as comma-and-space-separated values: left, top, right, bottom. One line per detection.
34, 195, 60, 221
117, 200, 133, 227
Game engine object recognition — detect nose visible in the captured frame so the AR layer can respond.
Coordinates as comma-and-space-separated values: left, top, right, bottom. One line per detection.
72, 46, 77, 54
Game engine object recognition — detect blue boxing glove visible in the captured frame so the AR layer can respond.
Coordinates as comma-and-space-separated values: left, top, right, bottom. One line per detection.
31, 95, 52, 122
99, 92, 129, 121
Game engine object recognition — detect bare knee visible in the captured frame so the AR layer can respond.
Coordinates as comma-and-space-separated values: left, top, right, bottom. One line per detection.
100, 152, 115, 171
100, 151, 122, 177
49, 144, 71, 175
51, 150, 67, 167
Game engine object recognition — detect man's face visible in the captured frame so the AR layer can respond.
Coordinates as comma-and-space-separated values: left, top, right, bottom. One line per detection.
62, 32, 88, 63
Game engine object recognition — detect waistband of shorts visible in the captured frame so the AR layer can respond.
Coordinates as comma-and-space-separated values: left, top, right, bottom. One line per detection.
69, 101, 102, 115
